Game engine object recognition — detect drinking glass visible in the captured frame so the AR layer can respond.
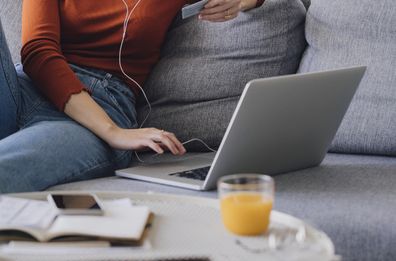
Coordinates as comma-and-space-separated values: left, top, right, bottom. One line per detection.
218, 174, 275, 236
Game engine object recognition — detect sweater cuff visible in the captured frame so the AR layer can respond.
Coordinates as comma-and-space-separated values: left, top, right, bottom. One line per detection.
59, 88, 87, 112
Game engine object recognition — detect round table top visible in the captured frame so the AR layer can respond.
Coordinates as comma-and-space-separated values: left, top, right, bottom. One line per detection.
1, 191, 337, 261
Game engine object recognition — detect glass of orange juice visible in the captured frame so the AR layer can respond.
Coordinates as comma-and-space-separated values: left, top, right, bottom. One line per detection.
218, 174, 274, 236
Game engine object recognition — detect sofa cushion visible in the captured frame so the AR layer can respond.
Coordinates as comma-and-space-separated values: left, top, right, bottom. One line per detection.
0, 0, 22, 63
137, 0, 307, 150
50, 153, 396, 261
298, 0, 396, 156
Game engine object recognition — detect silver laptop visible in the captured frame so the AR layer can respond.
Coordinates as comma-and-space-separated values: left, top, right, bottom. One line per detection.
116, 66, 366, 190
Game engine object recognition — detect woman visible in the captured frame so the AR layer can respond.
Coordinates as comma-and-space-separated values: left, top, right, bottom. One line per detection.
0, 0, 264, 193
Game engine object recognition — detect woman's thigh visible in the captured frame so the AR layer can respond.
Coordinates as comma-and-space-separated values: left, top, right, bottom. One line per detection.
0, 120, 132, 193
15, 63, 68, 128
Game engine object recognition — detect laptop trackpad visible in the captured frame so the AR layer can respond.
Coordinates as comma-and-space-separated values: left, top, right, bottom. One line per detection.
126, 152, 215, 175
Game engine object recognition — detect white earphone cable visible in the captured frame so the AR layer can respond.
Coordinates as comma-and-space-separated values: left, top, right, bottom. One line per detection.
182, 138, 217, 152
118, 0, 217, 163
119, 0, 151, 129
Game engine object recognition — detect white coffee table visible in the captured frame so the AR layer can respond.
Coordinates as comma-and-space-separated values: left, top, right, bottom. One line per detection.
0, 191, 338, 261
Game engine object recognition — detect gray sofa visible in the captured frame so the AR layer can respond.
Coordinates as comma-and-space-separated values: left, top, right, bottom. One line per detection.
1, 1, 395, 261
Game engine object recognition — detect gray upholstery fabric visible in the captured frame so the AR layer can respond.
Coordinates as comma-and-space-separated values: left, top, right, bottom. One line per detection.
137, 0, 307, 151
51, 153, 396, 261
0, 0, 22, 63
300, 0, 311, 9
274, 154, 396, 261
298, 0, 396, 156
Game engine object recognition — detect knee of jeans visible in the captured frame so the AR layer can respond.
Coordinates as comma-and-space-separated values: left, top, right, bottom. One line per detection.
114, 150, 133, 169
0, 169, 40, 193
59, 151, 132, 185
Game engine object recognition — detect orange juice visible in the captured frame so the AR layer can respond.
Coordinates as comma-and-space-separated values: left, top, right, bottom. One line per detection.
220, 193, 273, 236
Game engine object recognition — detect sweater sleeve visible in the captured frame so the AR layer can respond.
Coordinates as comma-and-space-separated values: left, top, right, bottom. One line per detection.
21, 0, 86, 111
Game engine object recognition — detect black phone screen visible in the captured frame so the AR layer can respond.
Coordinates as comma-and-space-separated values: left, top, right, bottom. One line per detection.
51, 195, 101, 210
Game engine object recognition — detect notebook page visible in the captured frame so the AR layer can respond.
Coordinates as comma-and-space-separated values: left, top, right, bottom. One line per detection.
47, 199, 150, 241
0, 196, 56, 229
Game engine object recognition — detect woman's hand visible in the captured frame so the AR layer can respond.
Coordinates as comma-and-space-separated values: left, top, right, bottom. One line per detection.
198, 0, 258, 22
105, 126, 186, 156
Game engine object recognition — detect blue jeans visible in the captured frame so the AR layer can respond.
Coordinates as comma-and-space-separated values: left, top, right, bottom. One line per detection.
0, 20, 138, 193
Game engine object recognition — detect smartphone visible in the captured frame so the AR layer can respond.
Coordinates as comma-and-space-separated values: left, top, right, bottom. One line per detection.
47, 194, 104, 216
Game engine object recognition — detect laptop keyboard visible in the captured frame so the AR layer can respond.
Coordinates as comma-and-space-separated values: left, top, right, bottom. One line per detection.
169, 166, 211, 181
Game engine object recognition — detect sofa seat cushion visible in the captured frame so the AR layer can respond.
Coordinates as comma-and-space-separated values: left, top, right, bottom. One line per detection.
274, 154, 396, 261
50, 153, 396, 261
298, 0, 396, 156
136, 0, 307, 150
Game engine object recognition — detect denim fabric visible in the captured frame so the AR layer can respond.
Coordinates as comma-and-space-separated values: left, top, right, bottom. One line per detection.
0, 20, 19, 138
0, 19, 137, 193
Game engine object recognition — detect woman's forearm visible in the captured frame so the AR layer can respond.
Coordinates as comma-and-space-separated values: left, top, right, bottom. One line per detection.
64, 91, 117, 144
64, 91, 186, 154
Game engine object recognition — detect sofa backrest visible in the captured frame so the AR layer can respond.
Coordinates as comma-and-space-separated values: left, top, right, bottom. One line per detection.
1, 0, 310, 65
298, 0, 396, 156
0, 0, 22, 63
138, 0, 308, 150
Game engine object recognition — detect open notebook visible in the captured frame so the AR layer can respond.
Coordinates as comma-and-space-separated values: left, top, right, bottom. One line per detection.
0, 196, 151, 243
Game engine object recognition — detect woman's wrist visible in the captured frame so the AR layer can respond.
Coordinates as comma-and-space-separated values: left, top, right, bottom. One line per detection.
101, 123, 121, 144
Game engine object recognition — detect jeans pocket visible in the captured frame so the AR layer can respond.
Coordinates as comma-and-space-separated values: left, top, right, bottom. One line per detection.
74, 72, 100, 94
102, 83, 137, 129
69, 64, 103, 94
69, 64, 138, 129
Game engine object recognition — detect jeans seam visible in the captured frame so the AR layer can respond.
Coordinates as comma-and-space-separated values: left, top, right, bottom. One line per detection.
20, 98, 47, 125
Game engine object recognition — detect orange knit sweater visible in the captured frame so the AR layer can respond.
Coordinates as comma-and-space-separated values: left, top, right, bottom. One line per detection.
21, 0, 187, 110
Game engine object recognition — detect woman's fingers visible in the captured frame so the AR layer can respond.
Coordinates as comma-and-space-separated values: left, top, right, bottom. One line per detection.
157, 136, 179, 155
110, 128, 186, 155
204, 0, 241, 9
145, 140, 164, 154
164, 132, 187, 154
200, 0, 236, 15
199, 0, 241, 22
201, 5, 240, 22
151, 129, 185, 155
